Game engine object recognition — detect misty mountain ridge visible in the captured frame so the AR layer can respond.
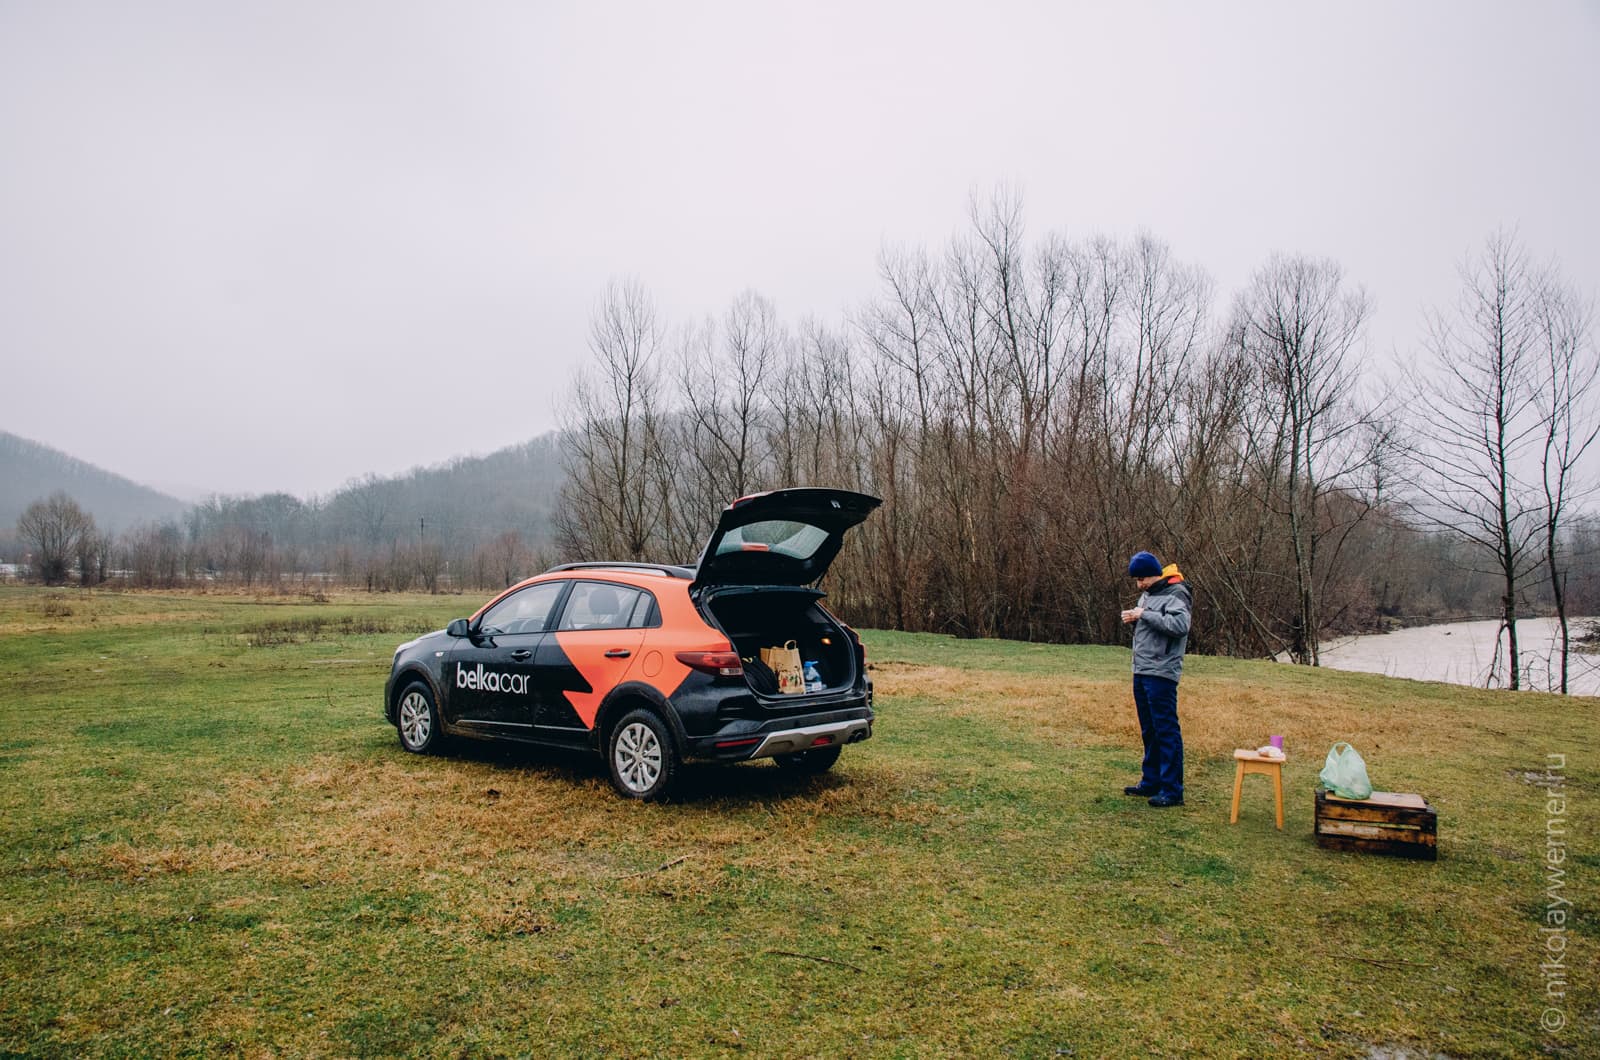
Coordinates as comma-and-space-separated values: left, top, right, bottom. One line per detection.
313, 433, 566, 549
2, 428, 567, 553
1, 430, 189, 536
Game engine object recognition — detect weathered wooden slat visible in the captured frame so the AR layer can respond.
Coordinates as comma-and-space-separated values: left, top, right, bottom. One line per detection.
1327, 791, 1428, 810
1317, 819, 1436, 844
1315, 833, 1438, 860
1317, 800, 1439, 827
1318, 818, 1420, 837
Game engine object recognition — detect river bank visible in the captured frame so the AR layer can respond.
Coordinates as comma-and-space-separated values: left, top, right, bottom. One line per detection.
1308, 615, 1600, 696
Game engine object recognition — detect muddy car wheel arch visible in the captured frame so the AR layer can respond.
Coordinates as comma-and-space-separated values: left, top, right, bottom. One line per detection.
592, 683, 686, 752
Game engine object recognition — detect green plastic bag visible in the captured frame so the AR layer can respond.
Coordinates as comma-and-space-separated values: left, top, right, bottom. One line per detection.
1320, 741, 1373, 800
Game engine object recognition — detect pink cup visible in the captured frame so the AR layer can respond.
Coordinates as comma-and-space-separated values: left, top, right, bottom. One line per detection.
1269, 734, 1284, 750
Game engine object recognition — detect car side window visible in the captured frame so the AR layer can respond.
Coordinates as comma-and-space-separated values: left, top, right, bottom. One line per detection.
626, 591, 659, 628
556, 581, 645, 631
479, 582, 565, 636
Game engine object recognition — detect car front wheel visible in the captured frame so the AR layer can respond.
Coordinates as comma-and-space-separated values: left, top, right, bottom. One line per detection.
607, 708, 678, 801
396, 681, 443, 754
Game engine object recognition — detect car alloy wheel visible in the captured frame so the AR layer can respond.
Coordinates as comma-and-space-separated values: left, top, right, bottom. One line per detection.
607, 708, 678, 800
614, 721, 662, 793
397, 685, 437, 753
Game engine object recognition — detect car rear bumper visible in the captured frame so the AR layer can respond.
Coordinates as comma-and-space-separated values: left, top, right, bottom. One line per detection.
685, 704, 873, 761
749, 717, 871, 758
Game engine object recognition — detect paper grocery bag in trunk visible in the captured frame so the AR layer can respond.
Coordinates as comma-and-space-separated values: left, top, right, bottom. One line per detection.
760, 640, 806, 694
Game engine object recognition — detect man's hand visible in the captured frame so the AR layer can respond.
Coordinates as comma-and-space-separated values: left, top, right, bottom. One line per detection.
1120, 607, 1143, 624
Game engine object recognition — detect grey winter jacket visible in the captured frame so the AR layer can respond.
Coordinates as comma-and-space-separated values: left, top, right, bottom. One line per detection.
1132, 576, 1192, 682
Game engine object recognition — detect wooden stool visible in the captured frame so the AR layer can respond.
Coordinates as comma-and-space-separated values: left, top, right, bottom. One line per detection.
1230, 749, 1285, 829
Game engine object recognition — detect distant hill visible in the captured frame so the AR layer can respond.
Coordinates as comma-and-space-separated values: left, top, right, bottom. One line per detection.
0, 429, 567, 563
175, 433, 567, 565
317, 432, 566, 548
0, 430, 190, 536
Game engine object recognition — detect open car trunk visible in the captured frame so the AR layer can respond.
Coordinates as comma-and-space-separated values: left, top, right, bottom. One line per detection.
699, 588, 857, 697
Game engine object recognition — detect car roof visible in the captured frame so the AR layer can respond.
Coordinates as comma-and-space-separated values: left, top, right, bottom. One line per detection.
470, 566, 691, 621
544, 562, 694, 580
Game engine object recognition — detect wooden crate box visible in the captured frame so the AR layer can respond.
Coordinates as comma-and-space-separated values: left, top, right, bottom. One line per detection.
1314, 790, 1438, 860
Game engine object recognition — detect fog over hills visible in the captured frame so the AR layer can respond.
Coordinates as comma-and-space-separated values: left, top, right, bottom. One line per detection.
2, 428, 566, 559
315, 433, 565, 550
1, 430, 189, 534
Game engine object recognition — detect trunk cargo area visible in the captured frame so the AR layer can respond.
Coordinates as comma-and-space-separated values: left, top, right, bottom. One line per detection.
699, 589, 856, 697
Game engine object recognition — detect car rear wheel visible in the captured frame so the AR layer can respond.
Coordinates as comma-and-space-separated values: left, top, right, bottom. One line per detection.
773, 744, 842, 774
608, 709, 679, 801
396, 681, 442, 754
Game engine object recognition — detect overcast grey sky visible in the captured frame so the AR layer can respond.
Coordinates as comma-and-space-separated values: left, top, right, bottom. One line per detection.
3, 1, 1597, 499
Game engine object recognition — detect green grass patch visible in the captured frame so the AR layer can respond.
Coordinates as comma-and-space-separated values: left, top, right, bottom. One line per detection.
0, 586, 1593, 1056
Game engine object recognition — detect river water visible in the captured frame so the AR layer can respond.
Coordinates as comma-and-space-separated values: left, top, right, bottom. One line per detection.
1307, 616, 1600, 697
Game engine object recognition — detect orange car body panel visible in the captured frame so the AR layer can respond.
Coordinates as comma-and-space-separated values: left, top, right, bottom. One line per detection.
472, 569, 731, 730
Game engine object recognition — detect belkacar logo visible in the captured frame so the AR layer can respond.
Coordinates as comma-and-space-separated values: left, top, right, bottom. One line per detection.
456, 662, 531, 695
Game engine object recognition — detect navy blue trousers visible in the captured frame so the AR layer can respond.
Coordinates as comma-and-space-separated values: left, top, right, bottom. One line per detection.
1133, 674, 1184, 798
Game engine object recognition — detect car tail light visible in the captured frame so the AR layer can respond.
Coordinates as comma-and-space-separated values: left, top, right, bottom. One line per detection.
676, 651, 744, 678
714, 737, 761, 749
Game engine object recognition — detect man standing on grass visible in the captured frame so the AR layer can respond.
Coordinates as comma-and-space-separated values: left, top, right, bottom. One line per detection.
1120, 550, 1190, 808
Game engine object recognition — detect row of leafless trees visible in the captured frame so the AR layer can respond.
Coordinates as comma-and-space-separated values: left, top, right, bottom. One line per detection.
4, 436, 564, 593
10, 493, 553, 595
557, 196, 1598, 685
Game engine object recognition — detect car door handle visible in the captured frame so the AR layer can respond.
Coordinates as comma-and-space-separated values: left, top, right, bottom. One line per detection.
511, 649, 533, 660
604, 649, 631, 659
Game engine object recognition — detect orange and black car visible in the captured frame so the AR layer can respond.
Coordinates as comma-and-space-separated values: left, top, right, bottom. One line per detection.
383, 488, 881, 800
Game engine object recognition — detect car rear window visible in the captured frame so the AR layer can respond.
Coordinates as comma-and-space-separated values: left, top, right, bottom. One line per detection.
713, 520, 830, 560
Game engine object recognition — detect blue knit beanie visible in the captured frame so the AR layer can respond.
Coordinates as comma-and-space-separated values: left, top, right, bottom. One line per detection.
1128, 551, 1163, 578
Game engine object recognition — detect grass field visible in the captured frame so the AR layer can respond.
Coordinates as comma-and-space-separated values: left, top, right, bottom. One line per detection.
0, 585, 1593, 1057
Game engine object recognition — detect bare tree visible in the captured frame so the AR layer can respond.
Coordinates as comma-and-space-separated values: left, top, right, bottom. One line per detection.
414, 541, 444, 594
123, 521, 185, 588
75, 528, 109, 588
491, 530, 528, 588
1232, 255, 1374, 664
1407, 234, 1546, 689
237, 527, 270, 587
17, 493, 96, 585
679, 290, 783, 507
1533, 276, 1599, 692
558, 278, 671, 560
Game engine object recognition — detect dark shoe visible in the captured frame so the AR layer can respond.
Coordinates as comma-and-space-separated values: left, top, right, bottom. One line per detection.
1123, 785, 1158, 797
1147, 793, 1185, 808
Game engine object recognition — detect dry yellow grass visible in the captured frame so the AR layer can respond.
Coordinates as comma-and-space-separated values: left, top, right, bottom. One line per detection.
873, 654, 1525, 764
2, 588, 1595, 1056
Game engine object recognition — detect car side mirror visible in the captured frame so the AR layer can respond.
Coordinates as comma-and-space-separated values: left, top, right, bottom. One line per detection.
446, 618, 471, 638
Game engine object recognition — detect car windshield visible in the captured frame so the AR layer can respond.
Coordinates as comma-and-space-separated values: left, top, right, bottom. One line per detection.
479, 581, 564, 635
713, 519, 830, 560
